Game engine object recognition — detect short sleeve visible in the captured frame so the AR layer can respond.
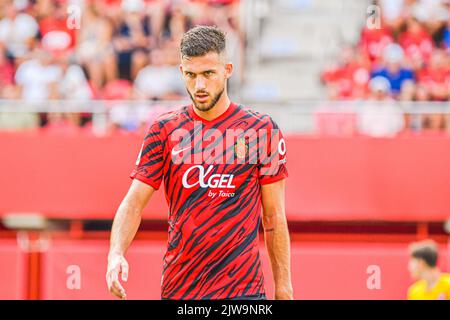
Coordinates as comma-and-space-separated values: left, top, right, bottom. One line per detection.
130, 122, 165, 190
258, 117, 288, 185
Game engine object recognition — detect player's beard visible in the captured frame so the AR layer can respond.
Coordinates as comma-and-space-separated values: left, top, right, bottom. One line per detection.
188, 87, 225, 112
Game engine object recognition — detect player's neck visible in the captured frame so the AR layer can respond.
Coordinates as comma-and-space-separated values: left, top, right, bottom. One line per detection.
193, 93, 231, 122
423, 268, 441, 289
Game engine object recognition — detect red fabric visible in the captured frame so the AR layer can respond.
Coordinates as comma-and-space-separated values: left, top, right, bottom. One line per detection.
0, 61, 14, 86
417, 66, 450, 86
39, 17, 77, 53
321, 60, 371, 99
359, 27, 394, 62
399, 29, 434, 62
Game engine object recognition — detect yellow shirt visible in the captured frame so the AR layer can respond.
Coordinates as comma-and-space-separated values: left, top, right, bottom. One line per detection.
408, 273, 450, 300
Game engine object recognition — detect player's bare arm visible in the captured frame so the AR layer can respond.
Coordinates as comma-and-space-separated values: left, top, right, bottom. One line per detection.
261, 179, 293, 300
106, 179, 156, 299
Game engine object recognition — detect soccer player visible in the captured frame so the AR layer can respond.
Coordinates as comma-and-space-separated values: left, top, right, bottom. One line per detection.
407, 239, 450, 300
106, 26, 293, 300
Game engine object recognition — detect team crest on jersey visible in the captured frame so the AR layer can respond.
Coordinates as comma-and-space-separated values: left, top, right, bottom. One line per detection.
234, 138, 248, 159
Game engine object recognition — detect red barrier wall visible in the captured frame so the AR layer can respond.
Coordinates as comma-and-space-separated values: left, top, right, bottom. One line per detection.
0, 239, 27, 299
1, 132, 450, 221
40, 239, 449, 300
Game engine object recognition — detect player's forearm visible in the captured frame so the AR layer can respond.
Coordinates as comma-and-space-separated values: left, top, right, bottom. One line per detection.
108, 198, 143, 259
263, 210, 293, 299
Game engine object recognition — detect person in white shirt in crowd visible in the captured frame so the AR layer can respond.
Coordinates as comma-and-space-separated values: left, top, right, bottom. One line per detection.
134, 48, 185, 100
358, 76, 405, 137
0, 1, 39, 59
14, 49, 62, 102
56, 53, 92, 101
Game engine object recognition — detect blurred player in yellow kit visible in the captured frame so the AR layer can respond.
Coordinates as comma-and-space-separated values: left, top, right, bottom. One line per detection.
407, 239, 450, 300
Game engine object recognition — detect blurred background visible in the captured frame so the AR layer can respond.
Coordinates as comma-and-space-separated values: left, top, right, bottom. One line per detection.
0, 0, 449, 299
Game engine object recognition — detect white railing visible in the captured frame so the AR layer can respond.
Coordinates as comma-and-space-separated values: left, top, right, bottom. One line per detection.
0, 99, 449, 136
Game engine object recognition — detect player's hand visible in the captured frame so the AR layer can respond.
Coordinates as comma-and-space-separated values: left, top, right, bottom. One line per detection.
106, 253, 129, 299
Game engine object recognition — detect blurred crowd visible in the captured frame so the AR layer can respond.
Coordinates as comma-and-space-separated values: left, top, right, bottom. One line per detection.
322, 0, 450, 102
0, 0, 244, 132
321, 0, 450, 132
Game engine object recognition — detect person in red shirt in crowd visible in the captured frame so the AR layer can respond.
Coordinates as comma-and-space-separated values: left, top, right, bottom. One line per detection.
417, 49, 450, 101
359, 25, 394, 63
321, 46, 372, 100
0, 46, 14, 90
38, 1, 77, 55
399, 16, 434, 63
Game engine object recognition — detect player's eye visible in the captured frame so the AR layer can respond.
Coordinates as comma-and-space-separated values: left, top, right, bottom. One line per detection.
204, 71, 213, 77
185, 72, 195, 78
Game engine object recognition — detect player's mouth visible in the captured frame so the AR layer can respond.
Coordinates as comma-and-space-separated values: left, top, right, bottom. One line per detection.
195, 92, 209, 103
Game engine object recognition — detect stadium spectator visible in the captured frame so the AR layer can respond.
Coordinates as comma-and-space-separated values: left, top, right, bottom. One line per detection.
160, 3, 192, 44
399, 15, 434, 63
0, 45, 14, 88
112, 0, 153, 81
371, 43, 415, 96
134, 48, 185, 100
14, 49, 61, 102
0, 1, 39, 59
407, 239, 450, 300
321, 46, 371, 100
443, 12, 450, 50
359, 24, 394, 62
378, 0, 407, 33
0, 0, 244, 131
399, 79, 416, 101
416, 49, 450, 101
409, 0, 449, 41
57, 54, 93, 101
38, 1, 76, 55
357, 76, 405, 137
324, 0, 450, 109
367, 75, 394, 101
76, 3, 117, 90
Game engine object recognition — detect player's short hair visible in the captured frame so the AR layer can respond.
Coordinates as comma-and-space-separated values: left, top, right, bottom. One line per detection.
409, 239, 439, 267
180, 25, 226, 59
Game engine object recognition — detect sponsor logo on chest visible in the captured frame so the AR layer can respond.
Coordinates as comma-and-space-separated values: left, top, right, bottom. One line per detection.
182, 164, 235, 189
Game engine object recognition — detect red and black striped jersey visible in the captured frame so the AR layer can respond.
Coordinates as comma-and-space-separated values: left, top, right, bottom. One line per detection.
130, 102, 288, 299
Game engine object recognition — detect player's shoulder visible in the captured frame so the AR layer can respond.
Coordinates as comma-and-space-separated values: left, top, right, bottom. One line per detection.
237, 104, 280, 129
155, 105, 190, 123
440, 273, 450, 285
150, 105, 190, 128
407, 280, 425, 299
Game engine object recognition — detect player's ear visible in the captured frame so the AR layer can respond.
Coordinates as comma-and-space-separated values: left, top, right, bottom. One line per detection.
225, 62, 233, 79
179, 64, 183, 75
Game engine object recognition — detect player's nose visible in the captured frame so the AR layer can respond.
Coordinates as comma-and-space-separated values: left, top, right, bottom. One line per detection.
194, 76, 206, 91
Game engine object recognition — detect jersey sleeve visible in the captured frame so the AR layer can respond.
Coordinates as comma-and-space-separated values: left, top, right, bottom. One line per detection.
258, 117, 289, 185
130, 121, 165, 190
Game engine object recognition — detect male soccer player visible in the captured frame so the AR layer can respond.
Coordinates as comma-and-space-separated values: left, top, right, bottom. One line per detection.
106, 26, 293, 300
407, 239, 450, 300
